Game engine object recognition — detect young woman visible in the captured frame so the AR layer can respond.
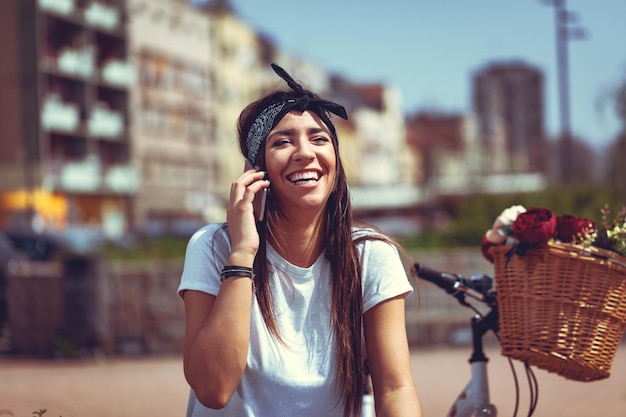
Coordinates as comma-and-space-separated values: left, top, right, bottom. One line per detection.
178, 64, 422, 417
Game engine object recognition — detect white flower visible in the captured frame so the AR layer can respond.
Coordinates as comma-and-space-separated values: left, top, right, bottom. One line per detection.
485, 205, 527, 244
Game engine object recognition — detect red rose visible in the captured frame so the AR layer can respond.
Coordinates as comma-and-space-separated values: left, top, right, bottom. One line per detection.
556, 215, 596, 242
512, 207, 557, 246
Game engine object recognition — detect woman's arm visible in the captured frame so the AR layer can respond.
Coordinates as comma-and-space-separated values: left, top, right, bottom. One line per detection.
364, 295, 423, 417
182, 169, 268, 409
182, 276, 253, 408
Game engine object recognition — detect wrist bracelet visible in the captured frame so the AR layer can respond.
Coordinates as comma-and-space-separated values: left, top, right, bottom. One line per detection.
220, 265, 255, 282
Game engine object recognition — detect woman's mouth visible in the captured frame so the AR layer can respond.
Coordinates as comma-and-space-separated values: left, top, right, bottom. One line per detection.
288, 170, 320, 185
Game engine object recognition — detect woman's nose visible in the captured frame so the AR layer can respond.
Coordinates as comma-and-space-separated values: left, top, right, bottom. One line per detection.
292, 139, 315, 161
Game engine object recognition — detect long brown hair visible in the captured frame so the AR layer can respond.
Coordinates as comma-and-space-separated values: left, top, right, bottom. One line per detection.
237, 90, 364, 417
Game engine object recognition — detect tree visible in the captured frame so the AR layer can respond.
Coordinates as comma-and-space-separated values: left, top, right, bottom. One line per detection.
546, 134, 598, 185
603, 133, 626, 191
602, 74, 626, 191
616, 76, 626, 124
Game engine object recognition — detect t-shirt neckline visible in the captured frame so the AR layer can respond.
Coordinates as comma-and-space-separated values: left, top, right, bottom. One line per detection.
266, 243, 326, 280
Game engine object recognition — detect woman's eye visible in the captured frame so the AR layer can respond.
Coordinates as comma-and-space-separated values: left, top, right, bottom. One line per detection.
271, 139, 291, 146
313, 136, 330, 143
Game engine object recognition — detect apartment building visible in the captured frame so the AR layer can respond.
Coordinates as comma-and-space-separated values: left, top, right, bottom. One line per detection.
208, 5, 267, 200
127, 0, 219, 231
472, 61, 547, 174
0, 0, 134, 237
406, 112, 483, 195
406, 109, 546, 196
329, 79, 416, 187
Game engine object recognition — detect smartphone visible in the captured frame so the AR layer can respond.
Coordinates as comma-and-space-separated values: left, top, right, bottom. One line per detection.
244, 159, 268, 222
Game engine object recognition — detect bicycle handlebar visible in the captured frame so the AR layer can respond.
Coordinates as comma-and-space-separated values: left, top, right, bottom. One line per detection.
414, 263, 496, 306
414, 263, 459, 293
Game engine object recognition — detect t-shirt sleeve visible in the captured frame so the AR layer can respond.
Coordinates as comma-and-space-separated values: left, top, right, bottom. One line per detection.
177, 224, 230, 298
360, 238, 414, 312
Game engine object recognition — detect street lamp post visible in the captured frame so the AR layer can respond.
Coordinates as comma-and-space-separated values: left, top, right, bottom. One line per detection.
545, 0, 586, 185
555, 1, 571, 185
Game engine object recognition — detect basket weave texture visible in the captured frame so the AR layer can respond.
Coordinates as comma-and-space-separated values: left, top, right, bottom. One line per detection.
491, 242, 626, 382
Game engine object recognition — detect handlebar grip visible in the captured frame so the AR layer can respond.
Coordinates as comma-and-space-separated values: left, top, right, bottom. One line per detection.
414, 263, 459, 294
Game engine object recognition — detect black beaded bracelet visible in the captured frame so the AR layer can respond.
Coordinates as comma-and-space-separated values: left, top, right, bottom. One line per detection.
220, 265, 254, 282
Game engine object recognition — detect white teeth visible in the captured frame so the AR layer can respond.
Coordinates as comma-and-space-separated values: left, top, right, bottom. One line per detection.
289, 171, 319, 183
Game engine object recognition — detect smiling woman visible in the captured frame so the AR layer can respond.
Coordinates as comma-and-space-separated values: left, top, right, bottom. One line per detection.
177, 64, 423, 417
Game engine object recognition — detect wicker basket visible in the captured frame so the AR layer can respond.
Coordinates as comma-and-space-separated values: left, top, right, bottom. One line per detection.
491, 242, 626, 382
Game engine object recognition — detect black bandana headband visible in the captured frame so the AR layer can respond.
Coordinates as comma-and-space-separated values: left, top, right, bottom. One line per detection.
245, 63, 348, 165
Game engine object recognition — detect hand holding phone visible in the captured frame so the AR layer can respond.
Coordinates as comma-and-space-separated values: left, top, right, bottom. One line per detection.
244, 159, 268, 222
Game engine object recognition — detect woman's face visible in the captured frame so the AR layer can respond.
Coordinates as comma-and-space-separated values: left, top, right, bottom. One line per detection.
264, 110, 337, 218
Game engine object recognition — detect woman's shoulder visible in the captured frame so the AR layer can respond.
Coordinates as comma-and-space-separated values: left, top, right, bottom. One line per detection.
351, 225, 400, 257
187, 223, 230, 247
351, 225, 390, 243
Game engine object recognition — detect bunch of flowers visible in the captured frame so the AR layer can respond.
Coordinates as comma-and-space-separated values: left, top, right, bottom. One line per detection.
481, 204, 626, 262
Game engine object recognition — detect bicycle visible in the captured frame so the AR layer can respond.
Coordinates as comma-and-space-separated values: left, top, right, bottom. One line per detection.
414, 262, 540, 417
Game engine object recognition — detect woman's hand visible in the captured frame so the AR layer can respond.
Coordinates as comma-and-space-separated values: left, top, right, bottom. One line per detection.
226, 167, 270, 264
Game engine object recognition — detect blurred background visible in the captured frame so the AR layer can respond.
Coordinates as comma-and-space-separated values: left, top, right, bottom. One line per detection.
0, 0, 625, 358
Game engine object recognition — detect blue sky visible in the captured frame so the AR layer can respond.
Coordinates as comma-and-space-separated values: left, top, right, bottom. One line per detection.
224, 0, 626, 149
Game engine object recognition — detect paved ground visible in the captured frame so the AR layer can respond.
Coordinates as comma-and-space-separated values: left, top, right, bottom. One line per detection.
1, 345, 625, 417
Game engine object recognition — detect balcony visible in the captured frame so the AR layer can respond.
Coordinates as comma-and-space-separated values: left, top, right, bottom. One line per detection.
84, 1, 120, 31
41, 94, 79, 132
58, 156, 101, 192
105, 163, 139, 193
88, 102, 124, 138
56, 46, 95, 79
50, 156, 138, 194
38, 0, 75, 15
101, 59, 135, 88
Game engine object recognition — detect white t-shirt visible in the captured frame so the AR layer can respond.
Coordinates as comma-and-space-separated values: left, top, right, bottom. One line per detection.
178, 224, 413, 417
